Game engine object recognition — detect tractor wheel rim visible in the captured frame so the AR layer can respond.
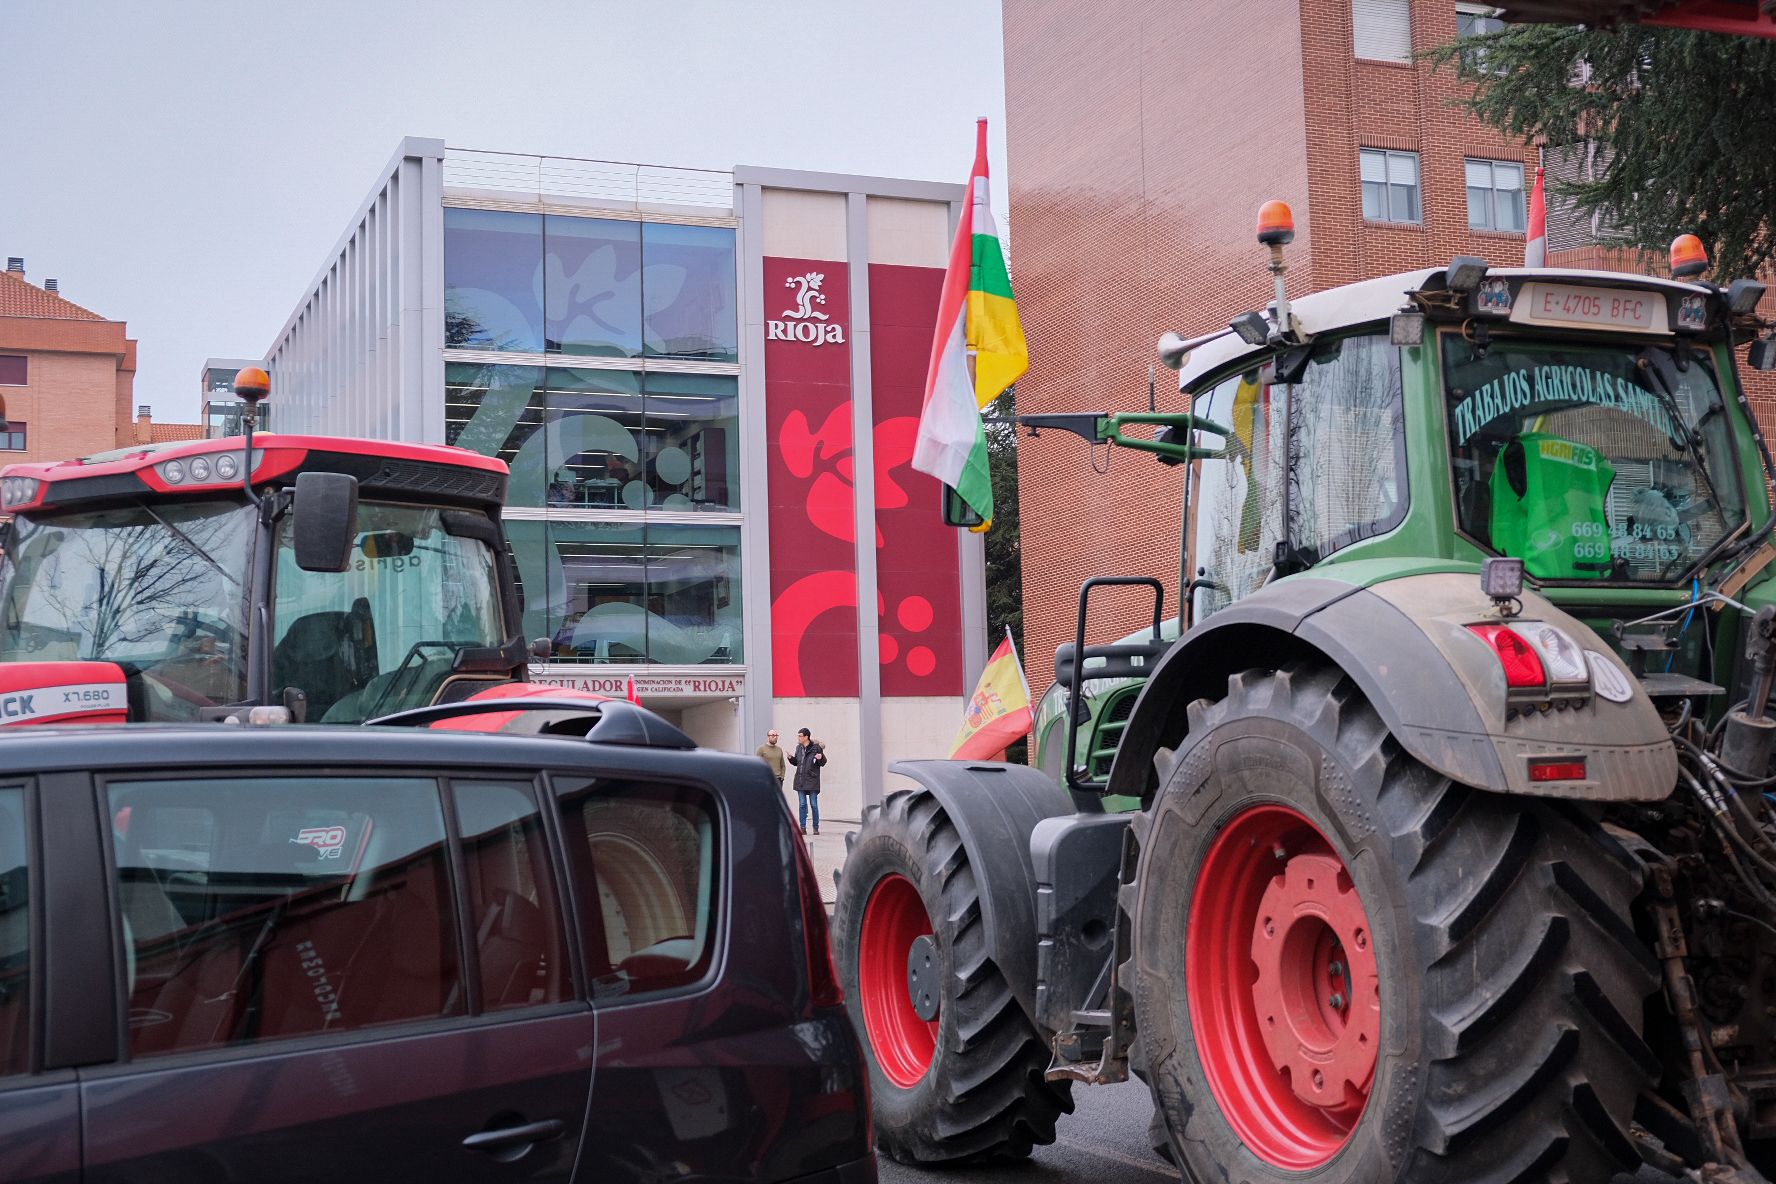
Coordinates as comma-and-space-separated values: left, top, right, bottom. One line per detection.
1187, 804, 1379, 1170
858, 873, 939, 1087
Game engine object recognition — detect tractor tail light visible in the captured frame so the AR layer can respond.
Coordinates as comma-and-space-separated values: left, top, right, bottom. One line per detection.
1469, 624, 1549, 689
1529, 759, 1587, 783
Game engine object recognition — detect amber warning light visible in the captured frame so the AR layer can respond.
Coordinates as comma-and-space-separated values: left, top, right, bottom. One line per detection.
1670, 234, 1708, 280
233, 367, 271, 401
1256, 200, 1295, 247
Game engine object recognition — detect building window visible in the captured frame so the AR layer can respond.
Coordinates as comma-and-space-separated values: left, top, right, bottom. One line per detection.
1353, 0, 1411, 63
1361, 149, 1421, 224
545, 215, 642, 357
1457, 5, 1507, 72
444, 208, 738, 364
0, 356, 24, 386
0, 423, 26, 452
503, 519, 743, 666
1466, 159, 1526, 232
446, 364, 739, 512
444, 208, 545, 353
640, 223, 738, 362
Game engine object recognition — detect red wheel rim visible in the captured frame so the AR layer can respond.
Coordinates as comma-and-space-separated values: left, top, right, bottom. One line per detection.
1187, 804, 1380, 1169
857, 873, 939, 1087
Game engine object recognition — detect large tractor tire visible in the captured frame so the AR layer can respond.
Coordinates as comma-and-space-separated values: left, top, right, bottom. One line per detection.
832, 787, 1074, 1164
1130, 663, 1660, 1184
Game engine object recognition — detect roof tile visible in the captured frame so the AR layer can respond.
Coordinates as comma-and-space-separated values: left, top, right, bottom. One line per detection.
0, 271, 107, 321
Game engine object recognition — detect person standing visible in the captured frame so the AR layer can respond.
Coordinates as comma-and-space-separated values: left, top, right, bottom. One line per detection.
756, 729, 786, 790
788, 727, 826, 836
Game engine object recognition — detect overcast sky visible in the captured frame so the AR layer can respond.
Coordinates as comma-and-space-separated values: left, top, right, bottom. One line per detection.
0, 0, 1008, 422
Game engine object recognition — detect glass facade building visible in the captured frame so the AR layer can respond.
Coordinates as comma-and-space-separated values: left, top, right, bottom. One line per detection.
437, 204, 744, 670
259, 138, 984, 819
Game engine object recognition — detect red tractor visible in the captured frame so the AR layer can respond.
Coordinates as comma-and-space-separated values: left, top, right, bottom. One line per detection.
0, 370, 559, 727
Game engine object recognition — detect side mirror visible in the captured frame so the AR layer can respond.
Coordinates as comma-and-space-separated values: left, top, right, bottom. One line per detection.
530, 637, 553, 660
292, 471, 359, 572
941, 483, 986, 529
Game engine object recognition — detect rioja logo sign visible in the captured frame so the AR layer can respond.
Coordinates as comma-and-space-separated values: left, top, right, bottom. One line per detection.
768, 272, 847, 346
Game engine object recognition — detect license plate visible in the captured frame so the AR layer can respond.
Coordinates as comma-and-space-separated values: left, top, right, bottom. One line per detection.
1512, 283, 1669, 333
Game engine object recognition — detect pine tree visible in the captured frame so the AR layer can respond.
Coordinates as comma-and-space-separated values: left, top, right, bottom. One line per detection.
1430, 23, 1776, 276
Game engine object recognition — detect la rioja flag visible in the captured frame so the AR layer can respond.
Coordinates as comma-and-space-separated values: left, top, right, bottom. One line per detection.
911, 118, 1027, 528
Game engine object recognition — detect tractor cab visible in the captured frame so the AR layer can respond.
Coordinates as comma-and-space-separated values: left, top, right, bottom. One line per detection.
1034, 219, 1776, 796
0, 371, 533, 726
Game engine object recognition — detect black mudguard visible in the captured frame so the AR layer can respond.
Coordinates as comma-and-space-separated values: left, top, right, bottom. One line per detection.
885, 760, 1077, 1031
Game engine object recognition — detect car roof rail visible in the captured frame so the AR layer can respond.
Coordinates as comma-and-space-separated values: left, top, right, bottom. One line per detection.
365, 697, 697, 750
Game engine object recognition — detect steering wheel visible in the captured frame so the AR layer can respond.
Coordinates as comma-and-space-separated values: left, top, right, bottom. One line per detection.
364, 640, 455, 718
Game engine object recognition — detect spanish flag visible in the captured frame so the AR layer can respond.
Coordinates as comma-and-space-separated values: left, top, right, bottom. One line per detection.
951, 630, 1034, 760
913, 118, 1028, 527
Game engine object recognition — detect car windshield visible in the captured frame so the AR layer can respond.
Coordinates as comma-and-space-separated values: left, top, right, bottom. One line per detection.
1444, 336, 1746, 583
0, 500, 254, 719
273, 502, 505, 724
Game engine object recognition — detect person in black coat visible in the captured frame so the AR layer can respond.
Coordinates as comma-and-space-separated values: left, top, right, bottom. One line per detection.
788, 727, 826, 836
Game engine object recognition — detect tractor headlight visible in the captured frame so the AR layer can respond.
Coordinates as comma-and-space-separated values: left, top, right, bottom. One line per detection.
0, 477, 39, 508
160, 459, 185, 484
188, 456, 212, 482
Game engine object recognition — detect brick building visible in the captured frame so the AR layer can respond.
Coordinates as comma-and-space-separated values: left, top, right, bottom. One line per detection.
0, 259, 198, 463
1004, 0, 1644, 693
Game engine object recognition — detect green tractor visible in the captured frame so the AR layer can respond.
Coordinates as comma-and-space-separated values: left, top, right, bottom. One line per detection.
832, 208, 1776, 1183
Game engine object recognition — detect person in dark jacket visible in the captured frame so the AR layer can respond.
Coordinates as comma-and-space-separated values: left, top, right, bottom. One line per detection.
788, 727, 826, 836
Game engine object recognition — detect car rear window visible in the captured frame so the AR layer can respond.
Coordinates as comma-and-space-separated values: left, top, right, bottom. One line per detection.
0, 787, 26, 1076
557, 779, 717, 1000
108, 776, 462, 1059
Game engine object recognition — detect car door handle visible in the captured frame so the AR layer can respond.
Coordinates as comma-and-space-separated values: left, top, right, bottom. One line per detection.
462, 1118, 567, 1153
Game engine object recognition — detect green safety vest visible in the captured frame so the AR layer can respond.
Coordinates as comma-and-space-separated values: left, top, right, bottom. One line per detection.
1489, 431, 1616, 580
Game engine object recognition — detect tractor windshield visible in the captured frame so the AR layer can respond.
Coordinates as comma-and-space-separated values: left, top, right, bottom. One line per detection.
0, 500, 253, 719
271, 501, 505, 724
1444, 336, 1746, 583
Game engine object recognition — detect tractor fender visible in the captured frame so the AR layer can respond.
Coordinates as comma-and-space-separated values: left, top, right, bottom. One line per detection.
885, 760, 1077, 1031
1107, 571, 1677, 803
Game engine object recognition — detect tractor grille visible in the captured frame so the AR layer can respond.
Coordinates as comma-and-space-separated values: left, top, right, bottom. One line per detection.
1088, 686, 1141, 779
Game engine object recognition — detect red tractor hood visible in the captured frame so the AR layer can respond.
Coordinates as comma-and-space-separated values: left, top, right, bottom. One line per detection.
0, 662, 130, 726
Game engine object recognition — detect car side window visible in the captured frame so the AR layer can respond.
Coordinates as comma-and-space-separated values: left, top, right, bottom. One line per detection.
107, 776, 463, 1059
555, 778, 717, 1001
451, 780, 570, 1011
0, 787, 27, 1077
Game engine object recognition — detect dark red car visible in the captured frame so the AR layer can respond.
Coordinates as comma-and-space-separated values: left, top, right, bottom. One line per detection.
0, 707, 871, 1184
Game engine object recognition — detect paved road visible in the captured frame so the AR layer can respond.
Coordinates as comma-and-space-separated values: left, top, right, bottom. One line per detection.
879, 1078, 1175, 1184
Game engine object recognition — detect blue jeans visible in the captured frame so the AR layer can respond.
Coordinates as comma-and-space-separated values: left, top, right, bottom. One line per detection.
798, 792, 820, 831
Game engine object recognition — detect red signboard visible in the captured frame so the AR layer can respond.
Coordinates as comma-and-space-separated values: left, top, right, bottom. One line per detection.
762, 256, 965, 700
764, 257, 858, 697
870, 264, 962, 697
